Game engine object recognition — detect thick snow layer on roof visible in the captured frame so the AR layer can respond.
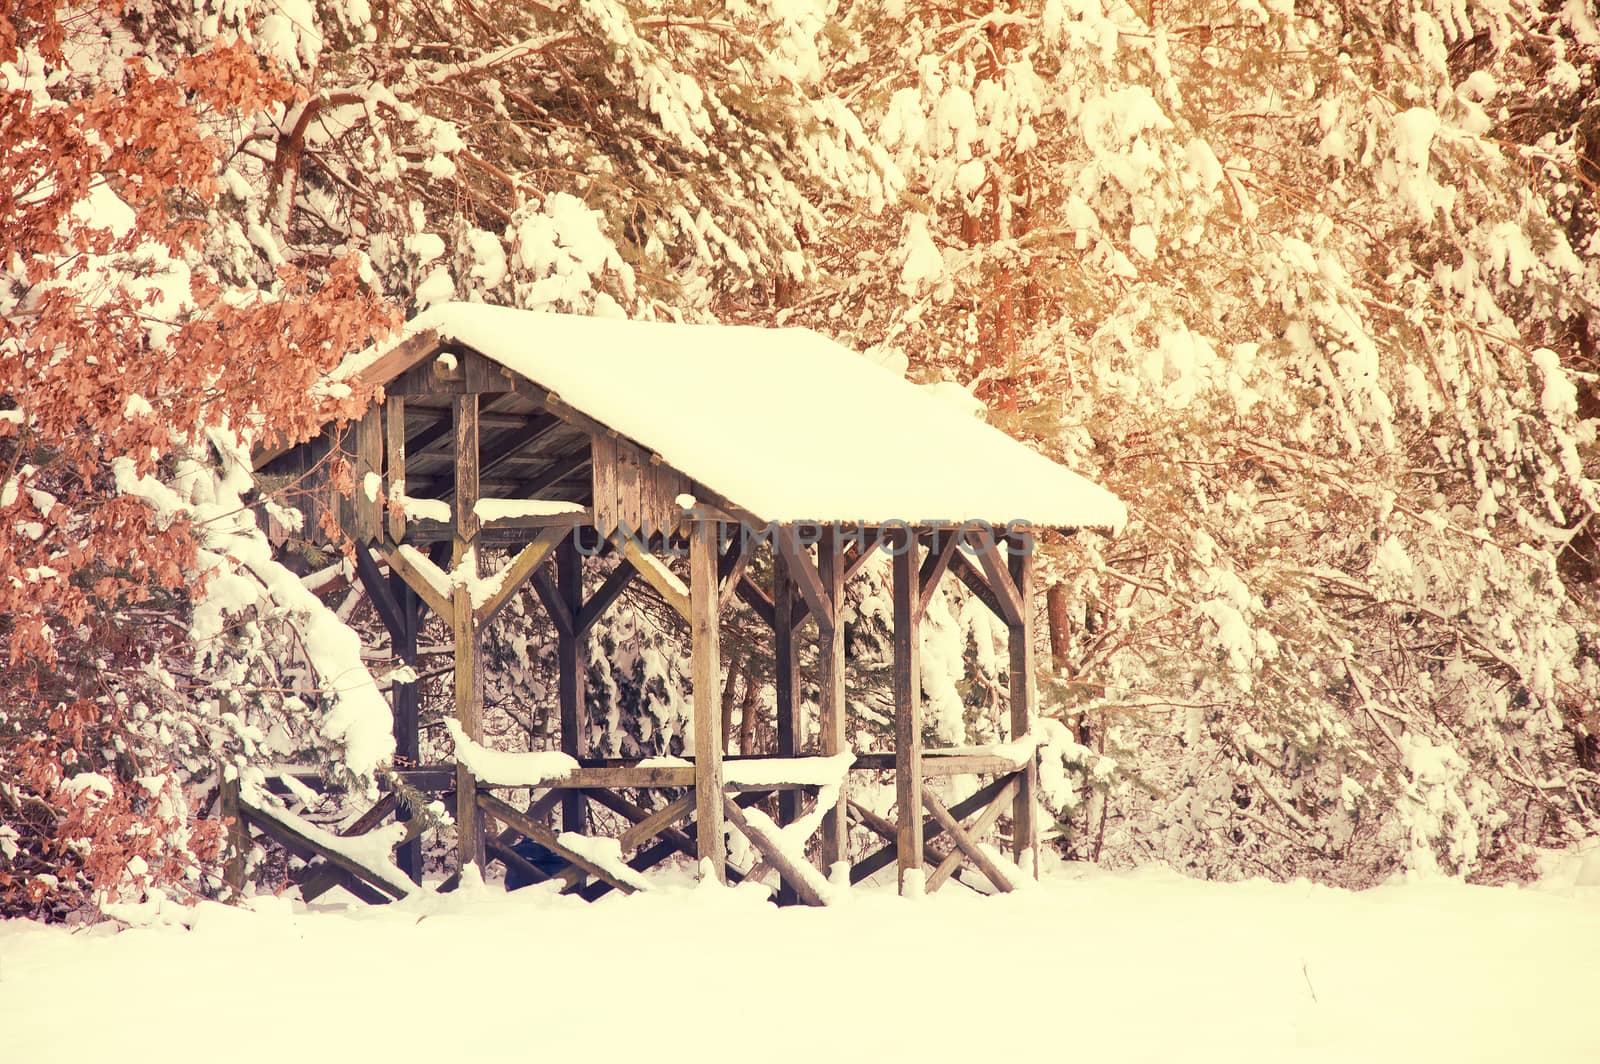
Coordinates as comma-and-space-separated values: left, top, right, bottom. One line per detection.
350, 303, 1126, 530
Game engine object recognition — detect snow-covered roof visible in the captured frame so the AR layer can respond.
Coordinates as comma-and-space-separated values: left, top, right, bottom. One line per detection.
338, 303, 1126, 531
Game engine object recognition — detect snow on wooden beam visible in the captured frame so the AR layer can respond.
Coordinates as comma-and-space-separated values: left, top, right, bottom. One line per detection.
620, 538, 691, 620
471, 525, 567, 626
381, 544, 453, 623
476, 791, 644, 895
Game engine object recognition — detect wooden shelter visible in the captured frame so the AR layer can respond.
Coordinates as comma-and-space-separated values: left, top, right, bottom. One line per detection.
251, 303, 1124, 903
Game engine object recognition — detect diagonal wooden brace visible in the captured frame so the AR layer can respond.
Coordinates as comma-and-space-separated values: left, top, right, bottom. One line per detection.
927, 774, 1020, 892
921, 787, 1015, 893
474, 525, 567, 625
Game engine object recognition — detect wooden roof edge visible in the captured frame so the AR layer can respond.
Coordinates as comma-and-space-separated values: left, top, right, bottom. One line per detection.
250, 328, 447, 471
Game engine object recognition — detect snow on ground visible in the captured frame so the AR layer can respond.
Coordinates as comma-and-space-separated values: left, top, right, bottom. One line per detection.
2, 854, 1598, 1063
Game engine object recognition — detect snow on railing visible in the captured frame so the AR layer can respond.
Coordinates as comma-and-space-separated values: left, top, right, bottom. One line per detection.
445, 719, 578, 787
239, 781, 421, 899
473, 498, 586, 522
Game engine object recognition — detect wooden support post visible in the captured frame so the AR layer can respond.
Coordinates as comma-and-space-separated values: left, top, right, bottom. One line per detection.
556, 535, 586, 836
817, 528, 849, 874
690, 517, 726, 882
353, 406, 382, 543
773, 541, 801, 904
385, 395, 407, 544
1008, 535, 1040, 876
390, 570, 423, 883
452, 394, 485, 877
219, 768, 247, 897
891, 526, 923, 895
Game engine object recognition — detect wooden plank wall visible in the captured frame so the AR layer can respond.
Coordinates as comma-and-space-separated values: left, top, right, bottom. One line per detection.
592, 432, 687, 540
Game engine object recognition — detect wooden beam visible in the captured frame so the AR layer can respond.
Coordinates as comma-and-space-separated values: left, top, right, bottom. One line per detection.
690, 517, 726, 882
847, 773, 1014, 885
846, 799, 961, 884
578, 793, 762, 901
849, 752, 1028, 776
523, 447, 592, 498
818, 528, 849, 872
556, 537, 586, 836
400, 507, 592, 545
452, 393, 485, 877
776, 526, 834, 629
384, 395, 408, 544
947, 550, 1005, 621
1008, 536, 1039, 875
721, 796, 826, 906
717, 534, 752, 611
620, 539, 691, 621
734, 572, 776, 628
473, 525, 567, 626
405, 413, 453, 459
773, 545, 801, 906
453, 394, 481, 544
237, 799, 410, 901
968, 532, 1024, 627
927, 775, 1019, 892
556, 765, 699, 788
585, 790, 699, 869
575, 559, 636, 636
357, 328, 443, 393
389, 570, 424, 883
476, 791, 638, 895
478, 413, 563, 483
352, 406, 382, 543
352, 541, 407, 643
922, 788, 1013, 893
616, 793, 696, 853
917, 530, 960, 618
530, 566, 573, 639
380, 544, 453, 623
844, 530, 886, 582
892, 527, 923, 895
294, 794, 402, 902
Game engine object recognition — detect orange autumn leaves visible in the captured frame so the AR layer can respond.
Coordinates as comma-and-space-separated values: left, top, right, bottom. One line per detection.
0, 4, 391, 916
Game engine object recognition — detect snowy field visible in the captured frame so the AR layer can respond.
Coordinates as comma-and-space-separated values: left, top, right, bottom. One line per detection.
4, 853, 1599, 1064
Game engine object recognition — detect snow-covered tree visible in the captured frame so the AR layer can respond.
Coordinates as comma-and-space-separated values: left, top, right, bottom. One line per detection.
792, 0, 1600, 881
0, 2, 393, 916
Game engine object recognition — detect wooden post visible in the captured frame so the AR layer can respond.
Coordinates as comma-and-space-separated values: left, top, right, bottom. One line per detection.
773, 537, 800, 903
817, 528, 848, 875
452, 394, 485, 877
556, 535, 586, 836
690, 517, 726, 882
390, 570, 423, 883
385, 395, 407, 544
1008, 534, 1040, 876
353, 406, 382, 543
219, 767, 247, 897
891, 526, 923, 895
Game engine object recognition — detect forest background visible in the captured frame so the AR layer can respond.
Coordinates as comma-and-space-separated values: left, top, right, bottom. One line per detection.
3, 0, 1599, 917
